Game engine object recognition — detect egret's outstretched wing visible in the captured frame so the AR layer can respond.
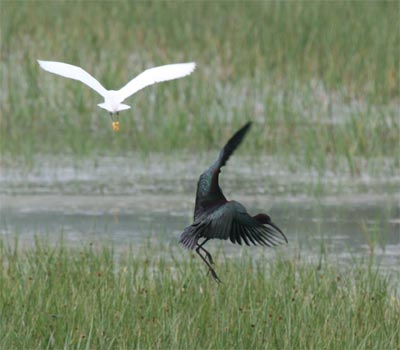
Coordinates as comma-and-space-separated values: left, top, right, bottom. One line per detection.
37, 60, 108, 98
116, 62, 196, 102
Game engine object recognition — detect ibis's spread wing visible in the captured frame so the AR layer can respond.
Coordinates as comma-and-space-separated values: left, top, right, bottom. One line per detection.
206, 201, 286, 246
209, 122, 252, 191
180, 201, 287, 249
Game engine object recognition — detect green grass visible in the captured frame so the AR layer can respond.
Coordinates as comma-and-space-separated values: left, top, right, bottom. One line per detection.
1, 239, 399, 349
1, 2, 399, 173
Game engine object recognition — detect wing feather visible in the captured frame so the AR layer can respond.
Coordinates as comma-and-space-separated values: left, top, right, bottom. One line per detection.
37, 60, 108, 98
258, 227, 276, 247
116, 62, 196, 102
235, 223, 242, 245
179, 220, 211, 250
209, 122, 252, 179
246, 225, 268, 246
189, 201, 286, 248
244, 225, 258, 246
239, 223, 250, 246
229, 222, 237, 244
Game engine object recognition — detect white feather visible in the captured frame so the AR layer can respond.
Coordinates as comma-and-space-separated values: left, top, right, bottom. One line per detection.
37, 60, 108, 98
116, 62, 196, 102
37, 60, 196, 113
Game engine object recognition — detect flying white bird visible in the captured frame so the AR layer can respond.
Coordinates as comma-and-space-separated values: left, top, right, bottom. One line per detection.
37, 60, 196, 131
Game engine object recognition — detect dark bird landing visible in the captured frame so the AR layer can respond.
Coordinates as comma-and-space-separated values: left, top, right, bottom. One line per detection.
180, 122, 288, 282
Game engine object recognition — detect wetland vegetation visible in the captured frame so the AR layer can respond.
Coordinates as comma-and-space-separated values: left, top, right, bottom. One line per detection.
0, 239, 399, 349
1, 2, 399, 349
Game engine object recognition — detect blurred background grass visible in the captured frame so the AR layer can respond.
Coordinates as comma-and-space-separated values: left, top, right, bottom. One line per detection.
1, 1, 399, 172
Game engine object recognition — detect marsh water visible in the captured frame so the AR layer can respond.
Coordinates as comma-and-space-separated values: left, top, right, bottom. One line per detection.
1, 154, 399, 273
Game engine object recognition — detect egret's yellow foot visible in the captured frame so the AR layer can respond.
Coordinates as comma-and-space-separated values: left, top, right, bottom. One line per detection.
112, 121, 120, 132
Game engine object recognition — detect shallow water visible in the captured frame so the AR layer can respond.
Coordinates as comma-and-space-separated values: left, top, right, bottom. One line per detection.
1, 155, 399, 274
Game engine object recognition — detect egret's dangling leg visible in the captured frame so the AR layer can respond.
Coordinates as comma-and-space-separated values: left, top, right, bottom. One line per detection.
110, 112, 120, 132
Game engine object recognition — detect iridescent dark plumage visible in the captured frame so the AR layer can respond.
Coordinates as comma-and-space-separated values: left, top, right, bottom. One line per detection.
180, 122, 288, 282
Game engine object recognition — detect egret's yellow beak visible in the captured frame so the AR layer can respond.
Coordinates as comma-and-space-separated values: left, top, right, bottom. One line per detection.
112, 121, 120, 132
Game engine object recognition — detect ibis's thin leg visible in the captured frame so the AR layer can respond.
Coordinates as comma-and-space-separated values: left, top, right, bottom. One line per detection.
195, 244, 221, 283
196, 238, 214, 265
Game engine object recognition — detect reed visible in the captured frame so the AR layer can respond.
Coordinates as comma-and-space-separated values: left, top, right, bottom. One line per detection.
0, 238, 399, 349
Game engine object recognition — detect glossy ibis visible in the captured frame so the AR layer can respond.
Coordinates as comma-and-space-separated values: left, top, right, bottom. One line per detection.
180, 122, 287, 282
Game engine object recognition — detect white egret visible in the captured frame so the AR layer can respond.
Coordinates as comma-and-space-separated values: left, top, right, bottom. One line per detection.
37, 60, 196, 131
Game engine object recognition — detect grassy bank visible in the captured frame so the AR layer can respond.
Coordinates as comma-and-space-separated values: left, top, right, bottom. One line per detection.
1, 2, 399, 172
0, 239, 399, 349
